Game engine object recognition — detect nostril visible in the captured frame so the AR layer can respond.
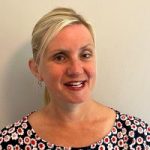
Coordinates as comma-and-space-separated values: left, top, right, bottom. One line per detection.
66, 65, 84, 77
66, 60, 84, 77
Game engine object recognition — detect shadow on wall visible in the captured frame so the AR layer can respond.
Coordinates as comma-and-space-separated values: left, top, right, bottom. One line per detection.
3, 42, 43, 126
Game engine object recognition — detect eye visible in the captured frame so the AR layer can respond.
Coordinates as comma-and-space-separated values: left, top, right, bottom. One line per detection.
53, 53, 67, 63
81, 50, 93, 60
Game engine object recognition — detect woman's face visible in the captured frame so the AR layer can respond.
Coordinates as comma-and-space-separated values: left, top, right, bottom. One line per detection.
38, 24, 96, 104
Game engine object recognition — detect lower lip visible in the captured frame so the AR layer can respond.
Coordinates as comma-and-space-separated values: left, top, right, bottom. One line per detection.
64, 82, 86, 91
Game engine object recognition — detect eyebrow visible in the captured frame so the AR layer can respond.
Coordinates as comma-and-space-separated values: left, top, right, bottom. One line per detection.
80, 44, 94, 50
47, 43, 94, 55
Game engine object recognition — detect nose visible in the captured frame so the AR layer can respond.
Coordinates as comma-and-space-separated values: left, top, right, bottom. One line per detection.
66, 60, 84, 77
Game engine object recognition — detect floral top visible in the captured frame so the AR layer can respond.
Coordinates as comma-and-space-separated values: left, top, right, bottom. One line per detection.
0, 110, 150, 150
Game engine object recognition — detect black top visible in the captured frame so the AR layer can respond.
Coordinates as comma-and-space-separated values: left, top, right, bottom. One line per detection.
0, 110, 150, 150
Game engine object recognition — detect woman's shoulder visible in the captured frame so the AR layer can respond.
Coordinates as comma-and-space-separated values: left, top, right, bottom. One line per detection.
116, 110, 150, 129
0, 112, 34, 149
114, 110, 150, 146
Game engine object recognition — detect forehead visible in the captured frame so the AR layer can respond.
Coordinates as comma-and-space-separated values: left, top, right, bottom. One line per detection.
54, 24, 92, 38
46, 24, 94, 52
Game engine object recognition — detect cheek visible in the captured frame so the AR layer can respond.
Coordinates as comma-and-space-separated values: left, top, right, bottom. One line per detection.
41, 65, 64, 85
88, 62, 96, 77
85, 62, 96, 87
89, 64, 96, 89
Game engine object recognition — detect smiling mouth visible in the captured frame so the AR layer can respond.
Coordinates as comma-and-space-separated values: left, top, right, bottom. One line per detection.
64, 80, 87, 89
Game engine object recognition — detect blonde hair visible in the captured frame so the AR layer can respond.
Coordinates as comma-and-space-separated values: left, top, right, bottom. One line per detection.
31, 7, 94, 105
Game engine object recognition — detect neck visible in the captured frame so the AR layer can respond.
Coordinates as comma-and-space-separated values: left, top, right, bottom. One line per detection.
42, 99, 98, 124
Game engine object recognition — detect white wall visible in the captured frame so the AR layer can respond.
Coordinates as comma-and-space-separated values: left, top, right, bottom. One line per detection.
0, 0, 150, 128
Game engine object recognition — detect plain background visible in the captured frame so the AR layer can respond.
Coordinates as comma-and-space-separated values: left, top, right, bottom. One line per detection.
0, 0, 150, 128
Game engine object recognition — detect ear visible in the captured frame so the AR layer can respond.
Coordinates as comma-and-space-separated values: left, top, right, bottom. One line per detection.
28, 58, 43, 81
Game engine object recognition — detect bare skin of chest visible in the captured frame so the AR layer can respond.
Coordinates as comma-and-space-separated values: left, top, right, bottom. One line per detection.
38, 121, 108, 147
29, 109, 116, 147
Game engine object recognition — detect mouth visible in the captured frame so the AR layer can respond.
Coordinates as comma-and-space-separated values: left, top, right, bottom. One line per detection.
64, 80, 87, 90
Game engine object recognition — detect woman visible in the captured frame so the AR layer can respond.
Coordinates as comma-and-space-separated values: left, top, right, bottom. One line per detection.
0, 7, 150, 150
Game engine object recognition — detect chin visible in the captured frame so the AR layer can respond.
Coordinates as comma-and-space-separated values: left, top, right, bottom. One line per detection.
64, 96, 91, 105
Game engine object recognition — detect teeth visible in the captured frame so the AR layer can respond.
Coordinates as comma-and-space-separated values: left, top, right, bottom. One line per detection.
69, 82, 82, 86
65, 81, 84, 87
